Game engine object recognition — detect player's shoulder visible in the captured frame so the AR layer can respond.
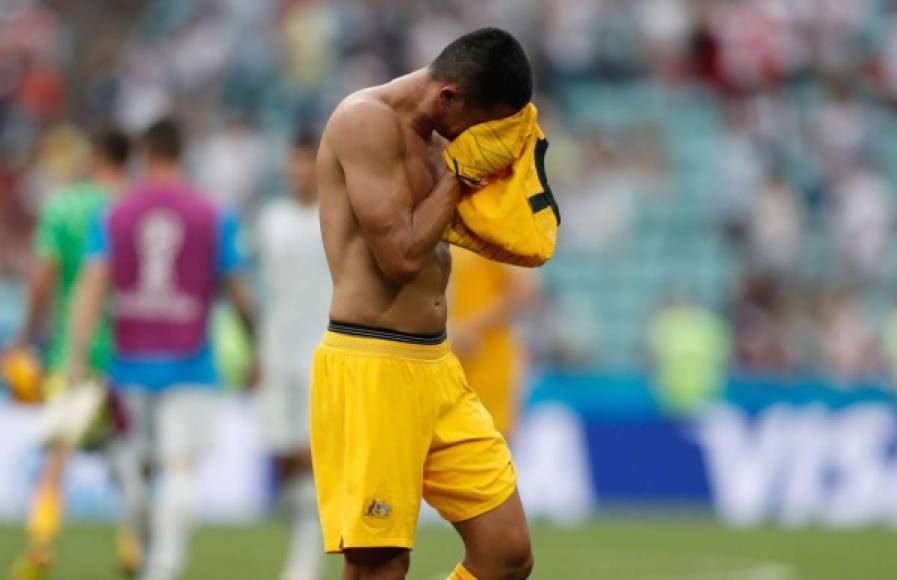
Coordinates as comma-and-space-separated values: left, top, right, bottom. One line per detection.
41, 182, 99, 220
165, 182, 220, 219
325, 92, 403, 154
331, 89, 398, 125
42, 182, 85, 210
40, 188, 70, 218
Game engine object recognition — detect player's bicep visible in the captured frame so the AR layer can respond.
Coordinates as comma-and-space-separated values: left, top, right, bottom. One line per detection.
343, 154, 410, 243
333, 106, 414, 274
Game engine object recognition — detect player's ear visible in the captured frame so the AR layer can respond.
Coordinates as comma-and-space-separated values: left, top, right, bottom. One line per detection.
439, 86, 462, 109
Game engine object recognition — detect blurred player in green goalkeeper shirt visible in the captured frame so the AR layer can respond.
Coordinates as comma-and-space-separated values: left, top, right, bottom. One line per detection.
5, 128, 137, 580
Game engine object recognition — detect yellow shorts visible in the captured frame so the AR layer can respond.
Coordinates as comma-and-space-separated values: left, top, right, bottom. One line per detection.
310, 324, 517, 553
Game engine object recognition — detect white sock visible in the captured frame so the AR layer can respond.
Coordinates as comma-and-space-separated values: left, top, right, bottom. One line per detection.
143, 466, 194, 580
109, 441, 150, 547
283, 474, 321, 580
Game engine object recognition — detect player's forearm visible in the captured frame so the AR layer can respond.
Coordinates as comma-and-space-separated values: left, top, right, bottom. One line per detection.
17, 299, 45, 348
405, 172, 460, 261
15, 260, 57, 346
69, 294, 101, 370
375, 173, 460, 282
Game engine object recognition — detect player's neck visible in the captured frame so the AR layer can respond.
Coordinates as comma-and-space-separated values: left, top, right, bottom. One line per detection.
94, 169, 127, 194
387, 68, 437, 139
145, 161, 182, 185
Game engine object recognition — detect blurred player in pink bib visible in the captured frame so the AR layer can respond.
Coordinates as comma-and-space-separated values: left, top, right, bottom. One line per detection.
68, 118, 257, 580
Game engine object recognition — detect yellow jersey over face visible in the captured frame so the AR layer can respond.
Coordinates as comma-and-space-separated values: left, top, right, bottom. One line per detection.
442, 103, 559, 267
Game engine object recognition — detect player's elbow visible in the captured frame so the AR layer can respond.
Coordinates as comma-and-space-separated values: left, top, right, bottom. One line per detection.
371, 237, 424, 283
380, 256, 422, 284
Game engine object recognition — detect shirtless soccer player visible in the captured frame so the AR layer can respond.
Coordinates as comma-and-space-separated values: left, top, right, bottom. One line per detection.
313, 28, 534, 580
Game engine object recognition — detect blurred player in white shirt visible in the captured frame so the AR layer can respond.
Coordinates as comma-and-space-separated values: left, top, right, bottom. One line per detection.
255, 132, 329, 580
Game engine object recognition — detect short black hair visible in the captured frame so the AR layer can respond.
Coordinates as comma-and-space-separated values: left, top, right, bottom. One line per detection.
142, 117, 183, 161
430, 27, 533, 111
94, 128, 130, 167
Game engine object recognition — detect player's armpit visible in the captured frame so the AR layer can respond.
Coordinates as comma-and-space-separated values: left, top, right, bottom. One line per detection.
331, 100, 460, 283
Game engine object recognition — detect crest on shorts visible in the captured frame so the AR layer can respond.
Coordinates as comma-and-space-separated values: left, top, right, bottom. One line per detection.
363, 499, 392, 519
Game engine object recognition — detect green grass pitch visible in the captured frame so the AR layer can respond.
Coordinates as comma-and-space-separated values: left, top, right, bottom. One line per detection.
1, 518, 894, 579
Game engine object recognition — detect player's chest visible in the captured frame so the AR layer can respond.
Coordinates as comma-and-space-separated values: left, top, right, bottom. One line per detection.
403, 137, 438, 205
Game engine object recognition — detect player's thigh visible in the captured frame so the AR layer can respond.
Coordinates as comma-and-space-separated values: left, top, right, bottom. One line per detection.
452, 490, 532, 578
156, 387, 221, 466
118, 388, 154, 466
311, 345, 435, 553
423, 377, 516, 523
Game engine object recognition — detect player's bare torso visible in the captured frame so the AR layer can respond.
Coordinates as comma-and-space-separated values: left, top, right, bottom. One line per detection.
317, 84, 451, 335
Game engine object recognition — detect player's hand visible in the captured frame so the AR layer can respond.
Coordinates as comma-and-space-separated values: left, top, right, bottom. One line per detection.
459, 182, 477, 198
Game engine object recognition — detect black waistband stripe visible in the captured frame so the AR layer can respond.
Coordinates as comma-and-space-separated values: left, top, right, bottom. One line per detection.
328, 320, 447, 345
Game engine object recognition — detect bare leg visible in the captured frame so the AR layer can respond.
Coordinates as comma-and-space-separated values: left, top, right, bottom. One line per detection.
275, 445, 314, 481
343, 548, 410, 580
451, 490, 533, 580
27, 443, 68, 544
9, 445, 70, 579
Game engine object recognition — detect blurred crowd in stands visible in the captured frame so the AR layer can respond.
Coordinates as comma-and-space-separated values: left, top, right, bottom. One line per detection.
4, 0, 897, 387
